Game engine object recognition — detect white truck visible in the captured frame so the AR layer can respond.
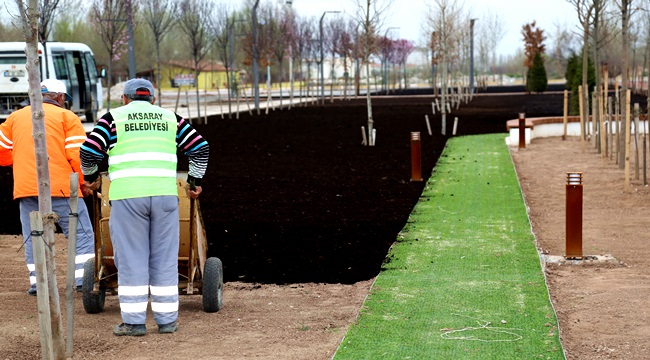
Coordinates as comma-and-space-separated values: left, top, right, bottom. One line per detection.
0, 42, 104, 124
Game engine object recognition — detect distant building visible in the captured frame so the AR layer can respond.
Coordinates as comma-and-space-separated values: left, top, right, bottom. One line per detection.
138, 60, 240, 90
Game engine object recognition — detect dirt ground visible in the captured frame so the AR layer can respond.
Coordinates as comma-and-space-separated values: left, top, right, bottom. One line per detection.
1, 91, 649, 358
510, 136, 650, 359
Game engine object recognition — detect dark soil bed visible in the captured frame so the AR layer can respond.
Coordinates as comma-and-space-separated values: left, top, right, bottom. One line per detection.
0, 91, 567, 284
183, 92, 565, 284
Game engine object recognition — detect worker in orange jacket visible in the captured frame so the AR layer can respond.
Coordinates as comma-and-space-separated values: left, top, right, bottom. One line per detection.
0, 79, 95, 296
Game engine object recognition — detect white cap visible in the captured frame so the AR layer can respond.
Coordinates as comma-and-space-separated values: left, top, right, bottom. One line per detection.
41, 79, 72, 101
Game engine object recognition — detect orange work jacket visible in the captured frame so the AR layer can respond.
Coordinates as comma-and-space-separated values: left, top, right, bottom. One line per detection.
0, 102, 86, 199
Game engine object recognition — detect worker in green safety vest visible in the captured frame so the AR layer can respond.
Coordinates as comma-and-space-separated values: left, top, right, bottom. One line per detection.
81, 78, 209, 337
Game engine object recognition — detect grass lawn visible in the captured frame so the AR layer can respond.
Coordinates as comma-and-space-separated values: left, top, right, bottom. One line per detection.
334, 134, 564, 359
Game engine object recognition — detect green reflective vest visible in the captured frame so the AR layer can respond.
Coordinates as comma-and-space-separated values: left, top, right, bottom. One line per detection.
108, 101, 178, 200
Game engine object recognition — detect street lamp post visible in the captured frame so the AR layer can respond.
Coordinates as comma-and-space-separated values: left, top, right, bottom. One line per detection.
320, 10, 339, 104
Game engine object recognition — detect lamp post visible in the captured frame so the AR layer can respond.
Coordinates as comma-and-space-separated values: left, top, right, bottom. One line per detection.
383, 27, 399, 94
320, 10, 340, 104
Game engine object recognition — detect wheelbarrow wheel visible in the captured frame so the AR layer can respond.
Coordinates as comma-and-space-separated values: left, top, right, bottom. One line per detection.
82, 258, 105, 314
202, 257, 223, 313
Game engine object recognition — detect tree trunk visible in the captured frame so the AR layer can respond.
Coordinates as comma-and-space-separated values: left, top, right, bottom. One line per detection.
441, 45, 447, 136
107, 58, 113, 112
194, 64, 201, 123
156, 38, 163, 106
582, 27, 589, 142
21, 1, 66, 358
593, 6, 601, 152
365, 59, 374, 146
619, 1, 630, 168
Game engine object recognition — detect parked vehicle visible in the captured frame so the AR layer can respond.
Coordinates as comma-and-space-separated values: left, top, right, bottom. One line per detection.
0, 42, 104, 124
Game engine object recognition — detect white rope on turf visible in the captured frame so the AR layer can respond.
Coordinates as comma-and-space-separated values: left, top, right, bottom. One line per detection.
440, 313, 523, 342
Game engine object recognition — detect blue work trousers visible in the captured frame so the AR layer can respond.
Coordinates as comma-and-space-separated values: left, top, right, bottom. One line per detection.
19, 197, 95, 287
109, 196, 179, 326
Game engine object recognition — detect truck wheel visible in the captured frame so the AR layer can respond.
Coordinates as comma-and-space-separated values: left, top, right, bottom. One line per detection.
202, 257, 223, 313
82, 258, 105, 314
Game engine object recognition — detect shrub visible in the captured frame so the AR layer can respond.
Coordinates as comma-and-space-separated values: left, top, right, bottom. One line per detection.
527, 52, 548, 93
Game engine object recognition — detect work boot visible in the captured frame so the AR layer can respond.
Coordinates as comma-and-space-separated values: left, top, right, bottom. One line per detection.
27, 285, 37, 296
113, 323, 146, 336
157, 321, 178, 334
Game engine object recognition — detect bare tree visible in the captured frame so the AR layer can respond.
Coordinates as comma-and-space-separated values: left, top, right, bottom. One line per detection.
269, 3, 296, 108
549, 21, 576, 78
178, 0, 212, 123
140, 0, 178, 106
0, 18, 22, 41
377, 35, 392, 93
38, 0, 70, 79
590, 0, 608, 153
354, 0, 393, 146
293, 15, 315, 100
38, 0, 72, 41
613, 0, 639, 167
426, 0, 464, 135
643, 10, 650, 98
90, 0, 129, 111
14, 0, 65, 357
282, 3, 297, 107
568, 0, 594, 141
327, 16, 345, 102
392, 39, 414, 90
209, 3, 234, 117
485, 10, 505, 81
338, 19, 357, 100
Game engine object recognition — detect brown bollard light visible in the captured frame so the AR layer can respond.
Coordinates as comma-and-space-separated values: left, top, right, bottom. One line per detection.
566, 172, 583, 259
410, 132, 423, 182
518, 112, 526, 148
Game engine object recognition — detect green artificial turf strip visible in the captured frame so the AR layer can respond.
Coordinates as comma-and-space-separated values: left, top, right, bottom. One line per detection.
334, 134, 564, 360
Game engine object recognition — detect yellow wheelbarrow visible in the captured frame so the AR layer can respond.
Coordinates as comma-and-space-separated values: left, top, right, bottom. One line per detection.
82, 171, 223, 313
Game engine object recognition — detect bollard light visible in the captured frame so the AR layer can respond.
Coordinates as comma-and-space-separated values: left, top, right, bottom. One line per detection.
565, 172, 583, 259
518, 112, 526, 149
410, 132, 423, 182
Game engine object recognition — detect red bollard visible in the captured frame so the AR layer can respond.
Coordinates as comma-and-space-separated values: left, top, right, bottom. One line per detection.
518, 112, 526, 149
566, 172, 583, 259
410, 132, 423, 182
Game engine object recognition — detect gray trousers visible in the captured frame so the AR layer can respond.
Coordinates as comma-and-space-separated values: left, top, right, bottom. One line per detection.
19, 197, 95, 287
109, 196, 179, 325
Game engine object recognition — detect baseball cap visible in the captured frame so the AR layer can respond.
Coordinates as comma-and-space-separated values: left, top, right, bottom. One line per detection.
124, 78, 155, 97
41, 79, 73, 101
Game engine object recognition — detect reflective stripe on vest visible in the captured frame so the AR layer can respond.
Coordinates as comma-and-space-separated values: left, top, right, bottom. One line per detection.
108, 101, 178, 200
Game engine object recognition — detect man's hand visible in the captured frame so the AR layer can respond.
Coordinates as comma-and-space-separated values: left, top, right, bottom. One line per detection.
186, 186, 202, 199
84, 177, 101, 192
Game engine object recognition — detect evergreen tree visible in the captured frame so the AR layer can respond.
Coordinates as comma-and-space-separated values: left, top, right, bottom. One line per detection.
565, 50, 595, 115
527, 52, 547, 93
565, 53, 579, 93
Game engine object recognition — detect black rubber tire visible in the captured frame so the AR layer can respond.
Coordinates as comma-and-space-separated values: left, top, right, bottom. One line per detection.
202, 257, 223, 313
82, 258, 105, 314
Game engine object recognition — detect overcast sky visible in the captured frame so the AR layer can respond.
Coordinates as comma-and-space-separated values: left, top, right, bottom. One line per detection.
287, 0, 580, 57
2, 0, 580, 57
